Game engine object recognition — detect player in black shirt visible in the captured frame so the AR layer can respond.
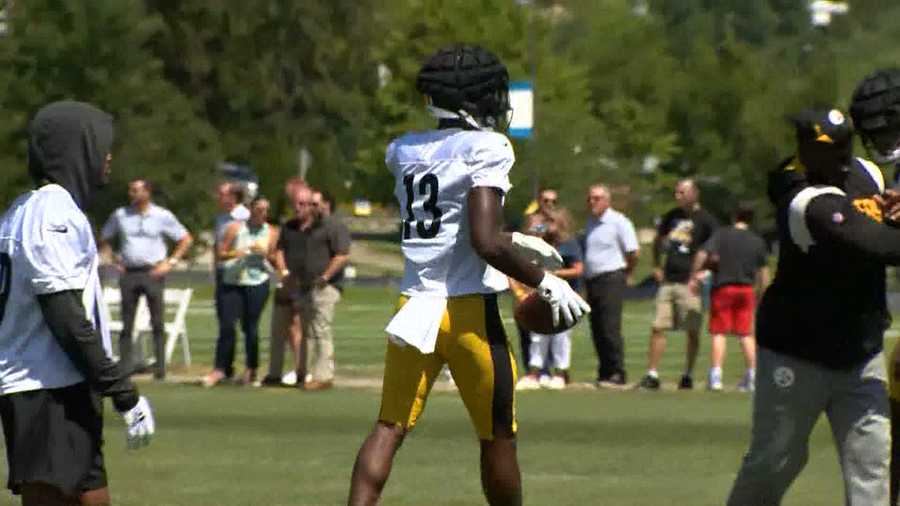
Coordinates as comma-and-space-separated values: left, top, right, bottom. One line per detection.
727, 108, 899, 506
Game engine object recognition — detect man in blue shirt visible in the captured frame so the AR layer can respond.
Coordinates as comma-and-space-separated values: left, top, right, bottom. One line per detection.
582, 184, 640, 386
101, 179, 192, 379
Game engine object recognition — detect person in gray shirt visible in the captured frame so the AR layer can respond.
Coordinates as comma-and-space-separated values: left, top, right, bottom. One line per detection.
101, 179, 192, 379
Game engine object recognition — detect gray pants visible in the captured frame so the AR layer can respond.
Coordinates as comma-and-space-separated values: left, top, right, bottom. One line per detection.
727, 347, 890, 506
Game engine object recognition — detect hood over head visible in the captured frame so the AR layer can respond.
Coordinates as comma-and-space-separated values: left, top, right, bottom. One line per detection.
28, 101, 114, 209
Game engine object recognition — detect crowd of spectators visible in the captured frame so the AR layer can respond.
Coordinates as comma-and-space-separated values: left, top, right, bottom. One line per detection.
512, 179, 770, 392
103, 174, 771, 393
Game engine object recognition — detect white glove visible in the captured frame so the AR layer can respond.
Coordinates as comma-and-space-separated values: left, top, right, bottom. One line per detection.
537, 272, 591, 327
511, 232, 564, 270
120, 396, 155, 450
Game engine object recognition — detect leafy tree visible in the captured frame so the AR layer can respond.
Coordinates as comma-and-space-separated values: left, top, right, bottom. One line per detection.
0, 0, 221, 240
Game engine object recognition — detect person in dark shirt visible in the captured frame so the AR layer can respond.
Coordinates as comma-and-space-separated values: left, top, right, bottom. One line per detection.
850, 67, 900, 506
688, 205, 769, 392
727, 108, 898, 506
638, 179, 718, 390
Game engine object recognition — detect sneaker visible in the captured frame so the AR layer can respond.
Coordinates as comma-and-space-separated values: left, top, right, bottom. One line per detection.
596, 372, 627, 389
259, 375, 282, 387
707, 369, 723, 391
281, 370, 298, 386
538, 374, 552, 389
547, 375, 566, 390
737, 370, 756, 392
638, 374, 660, 390
678, 374, 694, 390
516, 374, 541, 391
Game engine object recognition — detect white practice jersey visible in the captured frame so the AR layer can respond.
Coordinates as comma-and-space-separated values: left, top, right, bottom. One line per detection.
387, 128, 514, 297
0, 184, 111, 395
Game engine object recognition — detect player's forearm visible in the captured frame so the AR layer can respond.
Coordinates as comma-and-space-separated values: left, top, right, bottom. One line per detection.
478, 236, 544, 288
467, 188, 544, 287
37, 290, 139, 412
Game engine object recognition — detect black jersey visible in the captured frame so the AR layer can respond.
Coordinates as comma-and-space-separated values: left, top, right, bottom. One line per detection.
757, 156, 900, 369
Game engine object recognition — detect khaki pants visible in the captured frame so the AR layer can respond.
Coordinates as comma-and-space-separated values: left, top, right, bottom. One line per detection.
298, 284, 341, 382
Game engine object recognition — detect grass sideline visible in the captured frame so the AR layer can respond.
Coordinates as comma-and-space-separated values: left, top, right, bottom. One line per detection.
5, 283, 891, 505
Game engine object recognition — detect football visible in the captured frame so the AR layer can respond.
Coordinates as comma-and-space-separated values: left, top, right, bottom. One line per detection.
514, 291, 576, 334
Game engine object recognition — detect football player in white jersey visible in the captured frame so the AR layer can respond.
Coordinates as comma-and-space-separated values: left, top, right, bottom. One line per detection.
348, 46, 589, 506
0, 102, 154, 506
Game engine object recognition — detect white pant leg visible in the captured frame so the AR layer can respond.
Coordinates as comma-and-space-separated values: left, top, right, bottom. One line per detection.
528, 333, 551, 370
826, 352, 890, 506
550, 330, 571, 370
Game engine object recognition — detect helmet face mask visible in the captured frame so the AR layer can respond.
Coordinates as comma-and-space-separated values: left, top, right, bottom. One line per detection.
850, 68, 900, 165
417, 45, 511, 131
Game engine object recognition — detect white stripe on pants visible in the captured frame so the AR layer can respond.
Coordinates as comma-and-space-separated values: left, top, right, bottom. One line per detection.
727, 347, 890, 506
527, 330, 571, 371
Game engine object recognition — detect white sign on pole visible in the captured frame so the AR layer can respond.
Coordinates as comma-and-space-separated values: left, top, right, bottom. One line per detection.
508, 81, 533, 139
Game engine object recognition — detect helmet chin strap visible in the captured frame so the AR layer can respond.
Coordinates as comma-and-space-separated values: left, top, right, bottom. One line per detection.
425, 104, 490, 131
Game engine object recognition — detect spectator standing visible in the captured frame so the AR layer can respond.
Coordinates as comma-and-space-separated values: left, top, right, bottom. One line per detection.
688, 205, 769, 392
581, 184, 639, 387
261, 180, 306, 386
101, 179, 193, 380
276, 186, 350, 390
515, 210, 583, 390
639, 179, 718, 390
210, 181, 250, 381
204, 197, 278, 387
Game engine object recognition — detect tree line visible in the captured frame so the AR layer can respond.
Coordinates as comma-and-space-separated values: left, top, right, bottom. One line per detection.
1, 0, 899, 235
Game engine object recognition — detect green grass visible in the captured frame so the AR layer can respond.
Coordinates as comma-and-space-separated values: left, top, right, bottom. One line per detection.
8, 282, 891, 505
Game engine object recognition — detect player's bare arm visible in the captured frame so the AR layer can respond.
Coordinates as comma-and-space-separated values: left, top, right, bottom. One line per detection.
467, 186, 543, 288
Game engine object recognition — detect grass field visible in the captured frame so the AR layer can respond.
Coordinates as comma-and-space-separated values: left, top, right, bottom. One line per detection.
5, 282, 891, 505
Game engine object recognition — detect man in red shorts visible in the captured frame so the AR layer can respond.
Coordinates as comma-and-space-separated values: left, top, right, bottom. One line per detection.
689, 204, 769, 391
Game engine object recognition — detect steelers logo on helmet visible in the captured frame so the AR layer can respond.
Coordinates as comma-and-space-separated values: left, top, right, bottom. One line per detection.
416, 45, 511, 131
850, 68, 900, 164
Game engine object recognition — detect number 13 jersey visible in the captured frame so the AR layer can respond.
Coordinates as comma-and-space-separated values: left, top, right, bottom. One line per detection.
387, 128, 514, 297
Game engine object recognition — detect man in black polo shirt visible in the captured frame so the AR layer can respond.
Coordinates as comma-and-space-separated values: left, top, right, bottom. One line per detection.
275, 186, 350, 391
727, 108, 898, 506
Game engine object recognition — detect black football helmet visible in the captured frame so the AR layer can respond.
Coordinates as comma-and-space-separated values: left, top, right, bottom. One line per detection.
850, 68, 900, 164
416, 45, 511, 131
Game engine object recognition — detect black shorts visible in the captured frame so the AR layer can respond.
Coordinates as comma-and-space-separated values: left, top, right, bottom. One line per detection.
0, 382, 106, 496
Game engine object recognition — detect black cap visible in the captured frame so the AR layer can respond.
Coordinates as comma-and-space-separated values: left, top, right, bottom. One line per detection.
793, 108, 852, 147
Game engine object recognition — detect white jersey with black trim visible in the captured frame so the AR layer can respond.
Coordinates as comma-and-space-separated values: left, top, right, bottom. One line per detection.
0, 184, 112, 395
387, 128, 513, 297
